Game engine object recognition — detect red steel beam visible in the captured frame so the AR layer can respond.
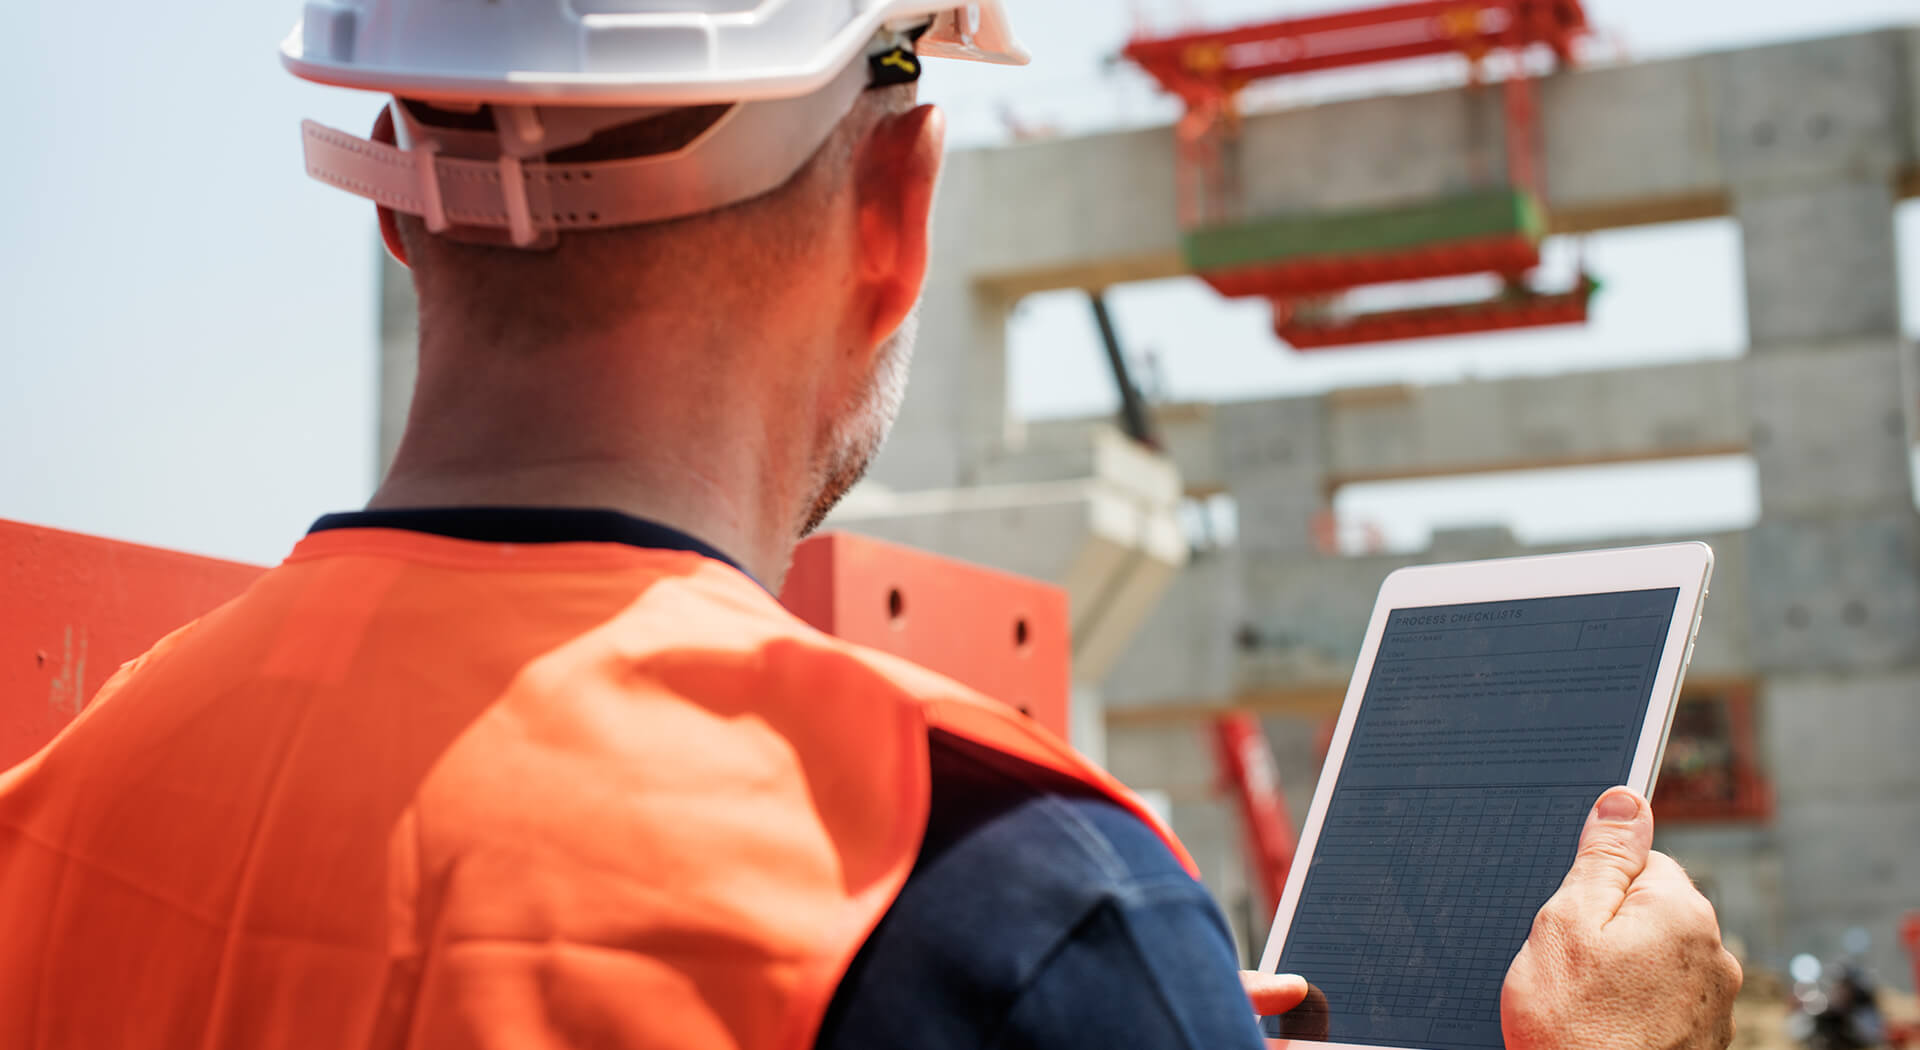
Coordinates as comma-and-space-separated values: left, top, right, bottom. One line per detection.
1124, 0, 1588, 101
1201, 234, 1542, 300
1276, 277, 1595, 349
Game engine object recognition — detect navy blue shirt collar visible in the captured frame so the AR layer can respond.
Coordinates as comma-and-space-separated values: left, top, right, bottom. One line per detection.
309, 507, 756, 586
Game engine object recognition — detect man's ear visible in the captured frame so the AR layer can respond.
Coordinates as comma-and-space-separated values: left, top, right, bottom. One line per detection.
854, 103, 945, 349
371, 104, 410, 268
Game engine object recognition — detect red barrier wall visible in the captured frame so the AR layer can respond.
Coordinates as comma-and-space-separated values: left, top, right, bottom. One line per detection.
2, 522, 1072, 768
781, 532, 1072, 739
0, 519, 265, 769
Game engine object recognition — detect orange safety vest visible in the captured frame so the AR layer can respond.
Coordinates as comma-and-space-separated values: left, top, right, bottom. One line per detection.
0, 528, 1194, 1050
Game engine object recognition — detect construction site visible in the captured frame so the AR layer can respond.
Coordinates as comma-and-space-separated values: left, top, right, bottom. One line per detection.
889, 0, 1920, 997
6, 0, 1920, 1045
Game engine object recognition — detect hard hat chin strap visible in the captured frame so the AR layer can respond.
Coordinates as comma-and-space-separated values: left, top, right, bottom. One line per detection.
301, 53, 869, 249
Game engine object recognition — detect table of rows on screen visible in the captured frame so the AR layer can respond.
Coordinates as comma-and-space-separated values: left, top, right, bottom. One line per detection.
1278, 786, 1597, 1044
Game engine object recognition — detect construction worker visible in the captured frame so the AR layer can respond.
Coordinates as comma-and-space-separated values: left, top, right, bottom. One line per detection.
0, 2, 1739, 1048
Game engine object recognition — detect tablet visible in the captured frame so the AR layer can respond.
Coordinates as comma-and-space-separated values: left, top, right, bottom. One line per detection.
1256, 542, 1714, 1050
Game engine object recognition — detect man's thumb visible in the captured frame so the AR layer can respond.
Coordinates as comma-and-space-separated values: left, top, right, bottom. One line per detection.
1554, 787, 1654, 918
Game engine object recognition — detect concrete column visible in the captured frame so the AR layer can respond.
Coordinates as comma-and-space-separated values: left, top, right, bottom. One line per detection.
1761, 672, 1920, 986
868, 151, 1013, 492
1069, 684, 1107, 768
376, 250, 418, 479
1734, 183, 1919, 673
1726, 30, 1920, 986
1215, 395, 1330, 555
1101, 548, 1246, 708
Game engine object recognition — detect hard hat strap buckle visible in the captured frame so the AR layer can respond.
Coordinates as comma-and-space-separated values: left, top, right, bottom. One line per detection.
412, 139, 449, 234
490, 106, 550, 247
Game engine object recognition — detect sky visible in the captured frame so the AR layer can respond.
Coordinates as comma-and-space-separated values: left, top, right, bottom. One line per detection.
3, 0, 1919, 564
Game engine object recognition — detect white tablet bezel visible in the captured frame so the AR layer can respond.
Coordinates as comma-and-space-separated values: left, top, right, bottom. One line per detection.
1256, 542, 1714, 1050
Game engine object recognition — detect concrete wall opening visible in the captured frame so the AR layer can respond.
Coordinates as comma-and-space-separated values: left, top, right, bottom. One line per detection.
1329, 453, 1760, 555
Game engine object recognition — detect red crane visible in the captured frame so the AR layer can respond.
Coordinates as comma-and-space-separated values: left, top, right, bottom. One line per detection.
1123, 1, 1598, 350
1895, 912, 1920, 1048
1212, 712, 1298, 917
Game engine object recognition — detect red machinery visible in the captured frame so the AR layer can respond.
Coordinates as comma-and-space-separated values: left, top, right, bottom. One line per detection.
1213, 712, 1298, 916
1898, 912, 1920, 1048
1123, 0, 1597, 350
0, 520, 1071, 762
1908, 912, 1920, 998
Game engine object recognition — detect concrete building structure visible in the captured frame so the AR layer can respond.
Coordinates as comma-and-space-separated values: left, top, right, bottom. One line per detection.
379, 27, 1920, 987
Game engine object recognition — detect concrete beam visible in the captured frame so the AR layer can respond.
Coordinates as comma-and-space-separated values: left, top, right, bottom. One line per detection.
1103, 528, 1755, 725
833, 430, 1190, 686
372, 30, 1920, 497
955, 29, 1920, 295
978, 406, 1227, 496
999, 359, 1754, 497
1317, 361, 1750, 488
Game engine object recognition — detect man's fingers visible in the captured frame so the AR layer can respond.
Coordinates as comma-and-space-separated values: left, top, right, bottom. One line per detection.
1628, 850, 1703, 898
1240, 971, 1310, 1016
1549, 787, 1654, 922
1621, 852, 1727, 940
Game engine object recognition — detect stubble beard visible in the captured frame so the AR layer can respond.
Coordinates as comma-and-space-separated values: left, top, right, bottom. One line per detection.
798, 305, 919, 538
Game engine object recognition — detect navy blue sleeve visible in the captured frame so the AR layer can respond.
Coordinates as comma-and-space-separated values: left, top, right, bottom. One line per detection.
989, 824, 1270, 1049
815, 732, 1267, 1050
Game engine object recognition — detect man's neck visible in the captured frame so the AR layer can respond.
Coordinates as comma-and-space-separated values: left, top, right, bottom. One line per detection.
370, 330, 830, 591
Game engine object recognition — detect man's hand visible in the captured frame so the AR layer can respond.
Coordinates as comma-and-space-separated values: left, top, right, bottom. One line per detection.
1503, 787, 1742, 1050
1240, 971, 1309, 1016
1243, 970, 1328, 1040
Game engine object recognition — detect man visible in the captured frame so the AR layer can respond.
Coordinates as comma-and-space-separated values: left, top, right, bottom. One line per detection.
0, 2, 1740, 1048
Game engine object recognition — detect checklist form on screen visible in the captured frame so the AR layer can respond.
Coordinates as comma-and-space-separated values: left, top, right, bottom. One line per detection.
1268, 587, 1681, 1050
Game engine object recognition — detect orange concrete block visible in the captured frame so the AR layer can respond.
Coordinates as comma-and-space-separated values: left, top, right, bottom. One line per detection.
782, 532, 1072, 740
0, 519, 264, 768
1, 522, 1073, 768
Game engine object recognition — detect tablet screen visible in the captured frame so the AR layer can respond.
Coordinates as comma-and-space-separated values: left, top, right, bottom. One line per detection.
1267, 587, 1681, 1049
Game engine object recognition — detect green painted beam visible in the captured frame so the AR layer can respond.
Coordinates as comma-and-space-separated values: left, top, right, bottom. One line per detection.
1183, 188, 1547, 272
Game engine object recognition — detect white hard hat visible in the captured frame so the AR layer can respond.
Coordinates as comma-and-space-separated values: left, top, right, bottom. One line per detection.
284, 1, 1026, 248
